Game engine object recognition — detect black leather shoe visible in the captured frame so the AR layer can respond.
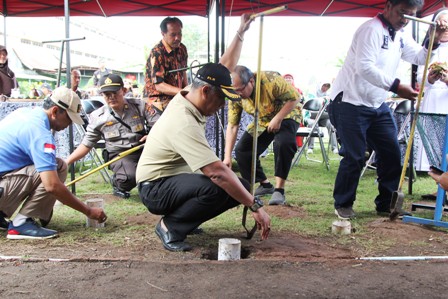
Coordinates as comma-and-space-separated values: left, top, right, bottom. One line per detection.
155, 220, 192, 252
0, 211, 9, 231
113, 187, 131, 199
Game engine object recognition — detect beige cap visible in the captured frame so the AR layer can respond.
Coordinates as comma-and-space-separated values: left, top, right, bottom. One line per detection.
50, 86, 84, 125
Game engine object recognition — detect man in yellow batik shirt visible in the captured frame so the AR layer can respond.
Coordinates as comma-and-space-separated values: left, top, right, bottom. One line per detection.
223, 67, 302, 206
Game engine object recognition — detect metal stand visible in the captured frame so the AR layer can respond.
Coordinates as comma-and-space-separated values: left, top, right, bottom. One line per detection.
403, 115, 448, 228
42, 37, 85, 87
411, 203, 448, 213
42, 35, 85, 194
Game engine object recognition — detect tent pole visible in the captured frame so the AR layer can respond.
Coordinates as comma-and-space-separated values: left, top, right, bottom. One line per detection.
64, 0, 76, 195
219, 0, 226, 160
214, 0, 220, 157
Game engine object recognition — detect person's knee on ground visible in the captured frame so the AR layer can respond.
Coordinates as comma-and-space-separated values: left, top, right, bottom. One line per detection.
112, 172, 136, 192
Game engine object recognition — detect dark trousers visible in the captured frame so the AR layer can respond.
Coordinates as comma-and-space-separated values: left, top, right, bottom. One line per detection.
235, 119, 299, 183
139, 173, 247, 241
109, 149, 142, 192
329, 98, 401, 211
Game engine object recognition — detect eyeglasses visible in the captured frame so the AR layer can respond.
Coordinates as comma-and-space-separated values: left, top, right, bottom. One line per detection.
235, 82, 248, 93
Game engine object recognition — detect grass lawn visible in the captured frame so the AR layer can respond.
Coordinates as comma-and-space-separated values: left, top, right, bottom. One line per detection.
41, 147, 444, 251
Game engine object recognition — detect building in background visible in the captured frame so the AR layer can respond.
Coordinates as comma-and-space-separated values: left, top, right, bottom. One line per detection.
1, 17, 145, 96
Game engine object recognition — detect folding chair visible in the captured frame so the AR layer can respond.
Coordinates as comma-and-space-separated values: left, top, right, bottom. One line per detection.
326, 124, 339, 156
360, 99, 417, 180
291, 99, 330, 170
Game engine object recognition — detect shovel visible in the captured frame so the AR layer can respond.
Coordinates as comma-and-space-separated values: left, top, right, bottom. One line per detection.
390, 16, 437, 220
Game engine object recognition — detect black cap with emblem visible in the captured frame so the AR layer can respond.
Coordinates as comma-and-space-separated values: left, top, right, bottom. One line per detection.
99, 74, 124, 93
196, 63, 241, 101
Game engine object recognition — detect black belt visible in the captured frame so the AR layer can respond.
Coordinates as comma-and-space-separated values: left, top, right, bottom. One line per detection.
138, 179, 162, 191
139, 181, 153, 187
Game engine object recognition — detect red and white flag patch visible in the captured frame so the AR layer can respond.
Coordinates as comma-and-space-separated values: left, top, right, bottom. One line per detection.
44, 143, 56, 154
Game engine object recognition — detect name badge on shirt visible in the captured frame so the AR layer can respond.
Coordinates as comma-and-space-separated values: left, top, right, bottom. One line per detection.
131, 123, 144, 133
382, 35, 389, 49
105, 130, 120, 139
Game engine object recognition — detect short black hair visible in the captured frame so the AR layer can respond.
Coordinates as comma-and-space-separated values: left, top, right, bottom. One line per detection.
160, 17, 183, 33
42, 97, 59, 110
386, 0, 424, 9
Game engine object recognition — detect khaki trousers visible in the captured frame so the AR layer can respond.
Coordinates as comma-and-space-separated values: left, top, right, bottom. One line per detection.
0, 158, 67, 221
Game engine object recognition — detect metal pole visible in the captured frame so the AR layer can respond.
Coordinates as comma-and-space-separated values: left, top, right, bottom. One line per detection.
214, 0, 220, 63
403, 14, 436, 25
249, 6, 287, 194
250, 5, 288, 19
391, 16, 437, 219
207, 5, 210, 63
408, 19, 419, 194
41, 38, 85, 87
250, 15, 264, 194
405, 12, 439, 193
214, 0, 220, 157
66, 145, 144, 187
167, 62, 209, 73
219, 0, 226, 160
64, 0, 76, 194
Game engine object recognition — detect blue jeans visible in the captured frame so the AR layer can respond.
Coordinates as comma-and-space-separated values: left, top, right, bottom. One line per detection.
329, 97, 401, 211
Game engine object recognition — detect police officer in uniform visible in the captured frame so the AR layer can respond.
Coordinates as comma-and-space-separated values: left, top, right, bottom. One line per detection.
67, 74, 151, 198
93, 58, 112, 88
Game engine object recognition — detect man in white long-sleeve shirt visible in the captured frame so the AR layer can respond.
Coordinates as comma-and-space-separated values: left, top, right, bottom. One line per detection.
328, 0, 446, 219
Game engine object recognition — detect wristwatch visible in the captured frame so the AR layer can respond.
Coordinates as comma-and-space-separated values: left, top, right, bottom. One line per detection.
249, 196, 264, 212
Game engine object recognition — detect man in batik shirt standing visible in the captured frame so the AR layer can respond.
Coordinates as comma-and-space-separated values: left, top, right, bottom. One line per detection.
144, 17, 188, 126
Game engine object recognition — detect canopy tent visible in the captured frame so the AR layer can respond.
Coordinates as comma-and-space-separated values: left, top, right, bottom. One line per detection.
1, 0, 446, 18
2, 0, 446, 195
223, 0, 446, 17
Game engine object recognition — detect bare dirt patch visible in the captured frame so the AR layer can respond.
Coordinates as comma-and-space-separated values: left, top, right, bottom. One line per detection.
1, 195, 448, 298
